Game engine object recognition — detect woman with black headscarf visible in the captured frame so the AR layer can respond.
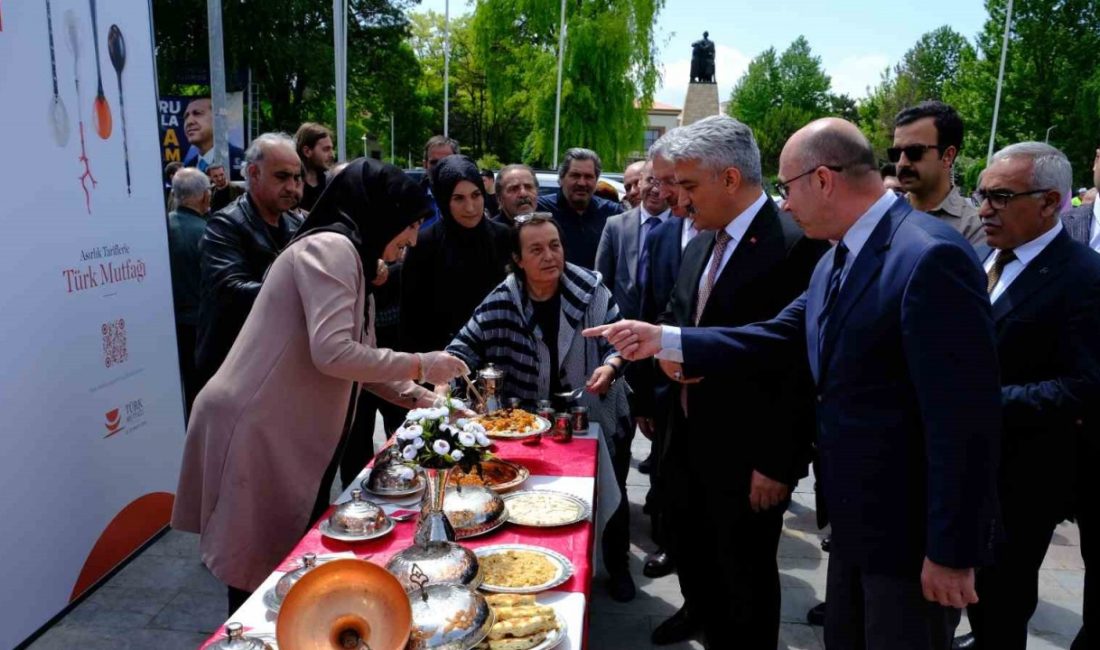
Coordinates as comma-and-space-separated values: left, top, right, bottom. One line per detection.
400, 154, 512, 354
171, 159, 470, 613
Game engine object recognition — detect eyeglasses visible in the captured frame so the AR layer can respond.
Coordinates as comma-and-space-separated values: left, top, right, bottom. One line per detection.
775, 165, 844, 199
514, 213, 555, 226
972, 188, 1052, 210
886, 144, 941, 163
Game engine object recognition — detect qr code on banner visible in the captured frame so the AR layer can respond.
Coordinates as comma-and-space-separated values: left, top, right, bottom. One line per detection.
102, 319, 128, 367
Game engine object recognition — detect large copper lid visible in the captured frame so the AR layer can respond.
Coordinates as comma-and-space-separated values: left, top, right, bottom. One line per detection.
276, 558, 412, 650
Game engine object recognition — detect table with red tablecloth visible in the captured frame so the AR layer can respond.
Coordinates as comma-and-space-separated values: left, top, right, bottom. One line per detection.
199, 424, 614, 650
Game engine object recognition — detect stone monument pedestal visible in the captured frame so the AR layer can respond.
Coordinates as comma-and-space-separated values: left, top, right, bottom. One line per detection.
681, 82, 720, 126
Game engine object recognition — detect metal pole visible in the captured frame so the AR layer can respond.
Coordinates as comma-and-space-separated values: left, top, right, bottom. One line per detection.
361, 134, 367, 157
391, 113, 396, 163
552, 0, 566, 169
986, 0, 1013, 164
333, 0, 348, 162
443, 0, 450, 137
206, 0, 229, 169
1045, 125, 1056, 143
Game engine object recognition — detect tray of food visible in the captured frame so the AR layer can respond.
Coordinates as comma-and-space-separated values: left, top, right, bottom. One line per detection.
474, 594, 566, 650
502, 490, 590, 528
476, 409, 551, 440
450, 458, 530, 493
474, 544, 574, 594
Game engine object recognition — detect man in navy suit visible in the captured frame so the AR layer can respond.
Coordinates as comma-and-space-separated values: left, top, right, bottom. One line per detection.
586, 118, 1002, 650
1061, 144, 1100, 650
951, 143, 1100, 649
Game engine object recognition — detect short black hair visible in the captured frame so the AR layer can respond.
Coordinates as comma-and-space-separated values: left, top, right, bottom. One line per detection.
894, 101, 964, 154
509, 213, 565, 283
559, 148, 602, 180
481, 168, 495, 179
880, 162, 897, 178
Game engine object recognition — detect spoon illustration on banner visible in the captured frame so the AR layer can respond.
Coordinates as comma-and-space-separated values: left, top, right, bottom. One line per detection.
46, 0, 70, 147
65, 8, 97, 213
89, 0, 112, 140
108, 25, 131, 195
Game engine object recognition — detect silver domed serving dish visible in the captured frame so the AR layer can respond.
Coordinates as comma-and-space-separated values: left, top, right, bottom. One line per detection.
363, 463, 426, 497
210, 622, 274, 650
319, 490, 395, 542
385, 541, 481, 592
407, 583, 494, 650
442, 485, 506, 539
263, 553, 318, 613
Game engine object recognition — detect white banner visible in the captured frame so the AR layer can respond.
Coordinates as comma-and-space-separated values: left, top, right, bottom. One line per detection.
0, 1, 186, 645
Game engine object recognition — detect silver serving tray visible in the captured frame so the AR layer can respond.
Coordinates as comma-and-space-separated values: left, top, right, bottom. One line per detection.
474, 544, 574, 594
319, 516, 395, 542
361, 468, 427, 497
502, 490, 591, 527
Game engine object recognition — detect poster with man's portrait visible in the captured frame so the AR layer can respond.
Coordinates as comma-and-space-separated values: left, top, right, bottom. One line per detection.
158, 93, 246, 180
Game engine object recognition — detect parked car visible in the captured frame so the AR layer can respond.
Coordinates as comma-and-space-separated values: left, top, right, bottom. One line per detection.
404, 168, 626, 202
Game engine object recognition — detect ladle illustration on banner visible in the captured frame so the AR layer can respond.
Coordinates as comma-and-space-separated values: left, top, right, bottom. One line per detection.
89, 0, 112, 140
46, 0, 70, 147
65, 8, 97, 214
108, 25, 131, 195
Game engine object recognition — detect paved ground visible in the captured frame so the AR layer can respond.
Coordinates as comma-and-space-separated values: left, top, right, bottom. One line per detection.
27, 424, 1086, 649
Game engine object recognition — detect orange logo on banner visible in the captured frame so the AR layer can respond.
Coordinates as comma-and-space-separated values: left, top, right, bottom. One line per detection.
104, 408, 123, 437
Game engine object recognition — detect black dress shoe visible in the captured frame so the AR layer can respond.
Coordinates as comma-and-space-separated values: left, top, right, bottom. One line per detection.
952, 633, 977, 649
643, 550, 674, 578
607, 571, 636, 602
806, 602, 826, 626
638, 454, 653, 474
820, 535, 831, 553
652, 607, 701, 645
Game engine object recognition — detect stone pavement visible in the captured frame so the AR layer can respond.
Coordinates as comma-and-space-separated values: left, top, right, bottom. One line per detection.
27, 424, 1086, 649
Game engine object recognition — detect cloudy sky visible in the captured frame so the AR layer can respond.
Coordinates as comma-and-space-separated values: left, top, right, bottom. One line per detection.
412, 0, 990, 108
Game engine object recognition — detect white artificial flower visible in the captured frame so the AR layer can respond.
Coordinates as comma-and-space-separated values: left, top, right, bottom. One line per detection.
451, 449, 464, 461
413, 437, 425, 449
406, 409, 427, 422
431, 407, 449, 420
457, 431, 476, 447
402, 445, 418, 461
440, 423, 455, 435
405, 424, 423, 438
433, 439, 451, 455
447, 398, 468, 411
463, 422, 486, 435
456, 418, 470, 428
475, 432, 491, 447
395, 466, 416, 480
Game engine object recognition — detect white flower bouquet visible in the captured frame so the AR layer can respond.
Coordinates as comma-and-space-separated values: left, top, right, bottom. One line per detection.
394, 396, 492, 471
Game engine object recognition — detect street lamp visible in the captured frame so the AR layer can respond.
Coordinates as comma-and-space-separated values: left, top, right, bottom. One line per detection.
1045, 125, 1056, 143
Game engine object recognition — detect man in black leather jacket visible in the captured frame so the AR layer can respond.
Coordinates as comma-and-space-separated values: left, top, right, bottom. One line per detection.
194, 132, 304, 388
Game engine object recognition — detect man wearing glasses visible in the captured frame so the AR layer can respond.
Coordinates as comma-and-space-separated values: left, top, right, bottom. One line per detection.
586, 118, 1002, 650
951, 142, 1100, 650
891, 101, 984, 246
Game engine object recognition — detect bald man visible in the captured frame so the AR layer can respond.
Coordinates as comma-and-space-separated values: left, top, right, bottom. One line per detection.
585, 118, 1002, 650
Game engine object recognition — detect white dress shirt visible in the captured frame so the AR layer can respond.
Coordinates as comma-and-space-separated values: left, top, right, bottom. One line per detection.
682, 217, 699, 251
1088, 199, 1100, 253
985, 220, 1063, 303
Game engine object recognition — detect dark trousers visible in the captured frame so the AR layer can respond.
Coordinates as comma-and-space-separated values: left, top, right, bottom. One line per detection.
339, 389, 406, 489
1074, 485, 1098, 650
227, 586, 251, 617
967, 508, 1058, 650
175, 322, 199, 423
601, 431, 633, 577
646, 397, 675, 548
665, 411, 786, 647
824, 554, 960, 650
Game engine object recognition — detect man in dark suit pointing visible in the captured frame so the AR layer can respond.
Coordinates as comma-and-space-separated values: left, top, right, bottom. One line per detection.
586, 118, 1002, 650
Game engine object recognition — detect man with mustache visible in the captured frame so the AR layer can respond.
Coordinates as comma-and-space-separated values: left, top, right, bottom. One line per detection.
537, 147, 623, 268
181, 97, 246, 180
892, 101, 984, 246
195, 132, 304, 389
494, 164, 539, 226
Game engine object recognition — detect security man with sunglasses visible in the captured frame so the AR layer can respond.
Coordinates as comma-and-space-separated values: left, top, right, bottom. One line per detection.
892, 101, 985, 246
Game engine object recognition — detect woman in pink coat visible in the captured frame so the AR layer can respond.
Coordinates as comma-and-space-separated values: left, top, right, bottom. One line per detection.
171, 159, 470, 613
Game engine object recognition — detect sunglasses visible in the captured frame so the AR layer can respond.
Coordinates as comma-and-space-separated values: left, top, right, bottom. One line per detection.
886, 144, 941, 163
775, 165, 844, 199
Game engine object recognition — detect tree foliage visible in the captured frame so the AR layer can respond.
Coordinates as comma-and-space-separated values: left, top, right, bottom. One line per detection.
152, 0, 425, 162
471, 0, 665, 169
727, 37, 833, 175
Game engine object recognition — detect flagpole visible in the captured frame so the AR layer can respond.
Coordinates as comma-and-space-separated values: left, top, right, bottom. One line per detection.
552, 0, 566, 169
443, 0, 450, 137
987, 0, 1013, 164
333, 0, 347, 162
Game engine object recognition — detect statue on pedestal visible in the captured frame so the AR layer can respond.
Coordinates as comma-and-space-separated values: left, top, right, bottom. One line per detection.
690, 31, 716, 84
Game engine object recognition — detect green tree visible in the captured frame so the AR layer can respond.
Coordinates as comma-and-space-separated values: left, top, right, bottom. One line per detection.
471, 0, 664, 169
727, 36, 832, 175
152, 0, 425, 162
858, 26, 975, 157
943, 0, 1100, 185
